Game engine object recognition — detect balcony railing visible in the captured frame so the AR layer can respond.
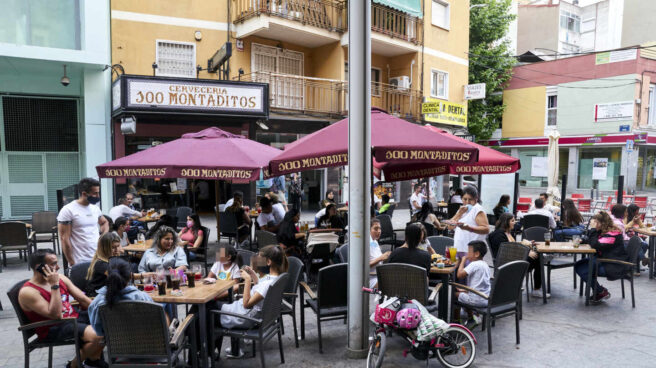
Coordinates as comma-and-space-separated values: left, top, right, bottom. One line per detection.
232, 0, 345, 32
371, 3, 423, 44
238, 71, 422, 120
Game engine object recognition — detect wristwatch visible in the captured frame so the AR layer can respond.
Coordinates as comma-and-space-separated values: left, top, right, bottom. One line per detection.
50, 285, 60, 290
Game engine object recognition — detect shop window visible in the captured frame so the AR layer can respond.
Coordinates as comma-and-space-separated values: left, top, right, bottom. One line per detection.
546, 87, 557, 127
577, 148, 620, 190
431, 70, 448, 99
156, 40, 196, 78
518, 149, 548, 188
431, 1, 450, 30
560, 10, 580, 32
0, 0, 80, 49
2, 96, 78, 152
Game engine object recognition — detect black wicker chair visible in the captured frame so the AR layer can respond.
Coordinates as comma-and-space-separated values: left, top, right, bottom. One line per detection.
100, 300, 197, 367
237, 249, 255, 268
210, 273, 289, 368
31, 211, 60, 254
523, 226, 577, 291
255, 230, 278, 248
376, 214, 403, 249
336, 243, 348, 263
281, 257, 304, 347
299, 263, 348, 353
8, 279, 82, 368
494, 242, 531, 309
595, 236, 642, 308
0, 222, 36, 269
376, 263, 440, 312
219, 211, 239, 245
426, 236, 454, 255
521, 214, 550, 230
451, 260, 529, 354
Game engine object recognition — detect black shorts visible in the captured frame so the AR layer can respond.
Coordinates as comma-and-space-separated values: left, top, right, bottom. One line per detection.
40, 311, 90, 345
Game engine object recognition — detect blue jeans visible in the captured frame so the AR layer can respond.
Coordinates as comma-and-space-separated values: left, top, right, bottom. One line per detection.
553, 226, 585, 241
575, 258, 606, 292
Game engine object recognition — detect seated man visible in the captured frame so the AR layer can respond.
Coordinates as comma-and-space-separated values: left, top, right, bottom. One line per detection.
268, 192, 286, 225
108, 196, 144, 222
257, 196, 280, 233
526, 198, 557, 229
18, 249, 105, 368
529, 192, 559, 215
378, 194, 392, 215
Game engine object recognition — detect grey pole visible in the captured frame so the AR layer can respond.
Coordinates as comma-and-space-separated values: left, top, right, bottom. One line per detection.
347, 0, 371, 359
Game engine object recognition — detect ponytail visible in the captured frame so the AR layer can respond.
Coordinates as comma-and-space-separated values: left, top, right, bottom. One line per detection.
105, 257, 131, 309
260, 245, 289, 274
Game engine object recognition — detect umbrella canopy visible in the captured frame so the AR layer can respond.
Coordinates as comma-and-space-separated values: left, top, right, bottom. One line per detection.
374, 125, 520, 181
269, 109, 478, 176
547, 130, 561, 205
96, 127, 280, 183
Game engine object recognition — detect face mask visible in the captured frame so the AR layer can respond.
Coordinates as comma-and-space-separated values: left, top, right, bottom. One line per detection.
187, 221, 194, 228
466, 204, 473, 212
87, 195, 100, 205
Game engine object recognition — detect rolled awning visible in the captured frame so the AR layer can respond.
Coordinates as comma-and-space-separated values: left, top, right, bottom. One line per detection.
373, 0, 423, 18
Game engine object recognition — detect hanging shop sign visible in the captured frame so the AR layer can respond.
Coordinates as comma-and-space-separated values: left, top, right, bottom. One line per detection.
464, 83, 486, 100
592, 158, 608, 180
594, 101, 634, 123
111, 75, 269, 118
595, 49, 637, 65
422, 98, 467, 127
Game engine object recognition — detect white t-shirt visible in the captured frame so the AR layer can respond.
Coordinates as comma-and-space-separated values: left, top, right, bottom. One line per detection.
453, 203, 488, 253
369, 237, 383, 288
251, 274, 280, 312
410, 192, 424, 214
464, 260, 491, 305
210, 262, 241, 281
527, 208, 557, 229
257, 212, 276, 228
108, 204, 140, 222
272, 203, 285, 224
57, 201, 103, 264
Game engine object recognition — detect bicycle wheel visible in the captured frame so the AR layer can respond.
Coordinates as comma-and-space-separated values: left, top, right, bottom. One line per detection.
367, 331, 386, 368
435, 325, 476, 368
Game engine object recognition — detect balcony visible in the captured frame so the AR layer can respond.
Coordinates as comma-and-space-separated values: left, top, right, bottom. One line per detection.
232, 0, 344, 47
238, 71, 422, 121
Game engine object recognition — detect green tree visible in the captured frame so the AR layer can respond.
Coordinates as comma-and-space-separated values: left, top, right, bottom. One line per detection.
468, 0, 516, 141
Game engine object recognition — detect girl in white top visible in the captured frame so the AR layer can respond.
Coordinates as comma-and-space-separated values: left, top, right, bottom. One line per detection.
113, 217, 130, 247
416, 223, 436, 255
447, 186, 490, 256
206, 244, 242, 300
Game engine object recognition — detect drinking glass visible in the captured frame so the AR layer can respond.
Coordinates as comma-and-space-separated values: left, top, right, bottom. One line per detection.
572, 235, 581, 248
544, 232, 552, 246
449, 247, 457, 263
155, 266, 165, 281
191, 263, 203, 281
171, 272, 181, 290
137, 233, 145, 246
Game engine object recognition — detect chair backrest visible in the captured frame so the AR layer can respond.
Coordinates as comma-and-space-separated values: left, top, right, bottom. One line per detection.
577, 199, 591, 212
386, 203, 396, 218
488, 260, 529, 307
336, 243, 349, 263
634, 196, 648, 208
260, 273, 290, 328
494, 242, 530, 270
176, 207, 193, 228
237, 249, 255, 267
69, 262, 91, 292
626, 236, 643, 265
447, 203, 461, 219
571, 193, 584, 199
199, 226, 210, 250
376, 214, 394, 239
422, 222, 436, 237
518, 197, 532, 203
256, 230, 278, 247
0, 222, 28, 246
487, 214, 497, 227
516, 203, 530, 212
317, 263, 348, 309
7, 279, 33, 337
284, 257, 304, 296
522, 226, 549, 242
219, 211, 238, 234
99, 301, 170, 360
31, 211, 57, 234
376, 263, 429, 305
522, 214, 550, 230
426, 236, 453, 255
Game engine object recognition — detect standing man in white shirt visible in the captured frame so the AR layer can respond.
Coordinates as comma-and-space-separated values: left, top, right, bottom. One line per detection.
57, 178, 109, 266
410, 184, 424, 216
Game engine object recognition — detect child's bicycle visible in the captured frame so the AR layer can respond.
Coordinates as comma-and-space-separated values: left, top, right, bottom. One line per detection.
363, 287, 476, 368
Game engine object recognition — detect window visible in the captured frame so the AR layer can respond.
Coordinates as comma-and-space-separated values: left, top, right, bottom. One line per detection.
547, 95, 557, 126
371, 68, 381, 96
430, 70, 448, 99
156, 40, 196, 78
431, 1, 450, 29
0, 0, 80, 49
560, 11, 580, 33
649, 85, 656, 126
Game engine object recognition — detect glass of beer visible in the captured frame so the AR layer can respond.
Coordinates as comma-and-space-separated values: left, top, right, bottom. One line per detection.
137, 233, 145, 246
544, 232, 551, 246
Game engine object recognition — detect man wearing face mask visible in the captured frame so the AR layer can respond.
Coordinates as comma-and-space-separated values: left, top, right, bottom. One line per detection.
58, 178, 110, 266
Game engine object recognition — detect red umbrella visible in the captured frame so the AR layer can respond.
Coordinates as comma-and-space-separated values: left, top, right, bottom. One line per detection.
269, 109, 478, 176
97, 127, 280, 183
374, 125, 520, 181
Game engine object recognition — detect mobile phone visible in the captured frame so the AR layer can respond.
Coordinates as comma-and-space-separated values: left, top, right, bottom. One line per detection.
36, 264, 47, 277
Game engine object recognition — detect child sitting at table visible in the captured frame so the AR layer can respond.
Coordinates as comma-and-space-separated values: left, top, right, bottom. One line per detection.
205, 244, 243, 300
455, 240, 491, 328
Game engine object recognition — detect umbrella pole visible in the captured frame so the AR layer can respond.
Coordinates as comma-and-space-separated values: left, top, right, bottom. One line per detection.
215, 180, 221, 243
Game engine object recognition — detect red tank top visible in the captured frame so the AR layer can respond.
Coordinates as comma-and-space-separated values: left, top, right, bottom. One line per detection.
22, 280, 78, 339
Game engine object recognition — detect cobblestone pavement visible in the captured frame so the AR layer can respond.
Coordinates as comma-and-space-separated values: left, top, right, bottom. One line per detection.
1, 210, 654, 367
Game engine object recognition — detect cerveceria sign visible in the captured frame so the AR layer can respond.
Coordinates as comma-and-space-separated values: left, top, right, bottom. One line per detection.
112, 75, 269, 118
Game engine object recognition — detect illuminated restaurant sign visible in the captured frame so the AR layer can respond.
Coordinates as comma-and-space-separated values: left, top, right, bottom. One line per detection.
111, 75, 269, 118
101, 167, 255, 181
376, 149, 474, 163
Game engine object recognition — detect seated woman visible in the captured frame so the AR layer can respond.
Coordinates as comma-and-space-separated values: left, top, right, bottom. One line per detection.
138, 226, 188, 273
317, 203, 345, 230
85, 232, 123, 297
277, 209, 306, 256
225, 197, 252, 247
415, 202, 445, 233
416, 223, 436, 255
492, 195, 511, 218
112, 216, 130, 247
554, 199, 585, 241
321, 189, 337, 208
575, 211, 628, 303
623, 203, 651, 269
488, 213, 546, 298
388, 223, 432, 275
206, 244, 243, 299
88, 257, 154, 336
178, 214, 204, 261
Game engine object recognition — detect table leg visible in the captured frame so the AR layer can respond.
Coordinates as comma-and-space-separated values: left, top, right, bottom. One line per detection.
585, 255, 594, 306
649, 236, 655, 280
540, 253, 547, 304
199, 303, 208, 368
438, 274, 449, 321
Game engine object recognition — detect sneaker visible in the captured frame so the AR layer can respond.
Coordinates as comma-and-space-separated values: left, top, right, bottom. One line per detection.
593, 289, 611, 303
531, 290, 551, 299
225, 347, 245, 359
465, 314, 482, 330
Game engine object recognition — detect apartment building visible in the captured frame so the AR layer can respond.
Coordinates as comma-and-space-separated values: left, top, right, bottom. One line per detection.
110, 0, 470, 206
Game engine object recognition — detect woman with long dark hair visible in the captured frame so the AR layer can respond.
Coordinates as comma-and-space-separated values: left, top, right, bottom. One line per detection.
178, 213, 204, 260
388, 223, 432, 275
623, 203, 651, 269
138, 226, 188, 272
112, 217, 130, 247
492, 195, 511, 218
88, 257, 153, 336
416, 202, 445, 232
277, 209, 306, 256
317, 203, 345, 230
554, 199, 585, 241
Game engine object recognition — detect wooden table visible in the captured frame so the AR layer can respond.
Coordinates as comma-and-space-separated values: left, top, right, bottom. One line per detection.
430, 265, 456, 320
634, 228, 656, 279
136, 216, 160, 223
123, 239, 153, 253
535, 242, 596, 305
147, 279, 236, 368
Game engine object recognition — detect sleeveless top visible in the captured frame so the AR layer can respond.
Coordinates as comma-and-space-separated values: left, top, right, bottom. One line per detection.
22, 280, 78, 339
453, 203, 488, 253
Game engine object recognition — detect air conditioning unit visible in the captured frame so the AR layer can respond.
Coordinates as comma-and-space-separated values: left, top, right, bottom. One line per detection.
389, 76, 410, 90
